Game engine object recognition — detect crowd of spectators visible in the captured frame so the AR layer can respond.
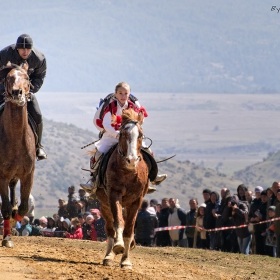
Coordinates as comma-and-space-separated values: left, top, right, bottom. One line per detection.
1, 182, 280, 258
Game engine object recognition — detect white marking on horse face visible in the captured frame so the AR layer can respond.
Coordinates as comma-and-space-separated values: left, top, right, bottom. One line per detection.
125, 123, 139, 168
13, 70, 22, 90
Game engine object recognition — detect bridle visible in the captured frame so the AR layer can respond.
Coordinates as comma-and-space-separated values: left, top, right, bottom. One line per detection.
3, 70, 32, 106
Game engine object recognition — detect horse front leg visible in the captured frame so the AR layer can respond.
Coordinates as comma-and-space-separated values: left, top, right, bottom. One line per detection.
97, 188, 116, 266
0, 179, 13, 247
121, 198, 142, 269
109, 190, 125, 255
17, 173, 34, 218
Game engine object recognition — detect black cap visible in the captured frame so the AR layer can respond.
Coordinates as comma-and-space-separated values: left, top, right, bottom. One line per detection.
16, 34, 33, 49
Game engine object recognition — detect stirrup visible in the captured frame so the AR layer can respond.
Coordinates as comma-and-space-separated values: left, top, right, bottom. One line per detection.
36, 147, 47, 161
151, 174, 167, 186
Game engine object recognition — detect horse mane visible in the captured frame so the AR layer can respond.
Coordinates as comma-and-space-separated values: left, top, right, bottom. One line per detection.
122, 108, 140, 123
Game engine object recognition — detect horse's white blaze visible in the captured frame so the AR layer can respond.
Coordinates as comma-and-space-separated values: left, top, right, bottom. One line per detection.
126, 124, 139, 166
13, 70, 22, 89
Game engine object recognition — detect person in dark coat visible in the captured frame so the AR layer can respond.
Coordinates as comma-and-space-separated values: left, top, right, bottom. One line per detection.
273, 189, 280, 257
0, 34, 47, 160
236, 184, 248, 202
204, 191, 220, 250
66, 186, 79, 219
249, 186, 267, 255
135, 199, 158, 247
155, 198, 171, 247
185, 198, 198, 248
223, 195, 251, 254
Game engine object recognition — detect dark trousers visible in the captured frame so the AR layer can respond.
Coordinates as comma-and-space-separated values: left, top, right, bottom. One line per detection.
187, 237, 194, 248
255, 232, 266, 255
136, 238, 154, 247
0, 93, 42, 124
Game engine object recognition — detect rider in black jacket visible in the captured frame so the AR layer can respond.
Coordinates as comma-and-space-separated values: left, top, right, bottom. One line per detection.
0, 34, 47, 160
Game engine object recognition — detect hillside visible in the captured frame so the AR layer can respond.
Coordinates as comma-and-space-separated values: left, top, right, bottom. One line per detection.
234, 150, 280, 188
0, 1, 280, 93
12, 118, 243, 214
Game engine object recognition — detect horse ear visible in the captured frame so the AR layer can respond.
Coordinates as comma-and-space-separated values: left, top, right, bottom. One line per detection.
21, 62, 29, 72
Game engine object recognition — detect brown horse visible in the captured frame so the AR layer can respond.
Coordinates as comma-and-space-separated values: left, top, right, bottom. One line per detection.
96, 108, 149, 269
0, 62, 36, 247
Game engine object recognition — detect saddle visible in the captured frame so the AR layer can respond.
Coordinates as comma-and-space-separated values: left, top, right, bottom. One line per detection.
0, 103, 38, 145
97, 144, 158, 189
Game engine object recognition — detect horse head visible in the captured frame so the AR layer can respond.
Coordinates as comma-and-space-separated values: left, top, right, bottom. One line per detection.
0, 62, 31, 106
118, 108, 144, 170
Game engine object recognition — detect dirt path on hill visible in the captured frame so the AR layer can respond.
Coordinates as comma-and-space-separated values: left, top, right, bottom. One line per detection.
0, 237, 279, 280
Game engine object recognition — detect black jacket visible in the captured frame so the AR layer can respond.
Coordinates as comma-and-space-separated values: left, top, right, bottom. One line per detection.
0, 44, 47, 94
135, 209, 158, 239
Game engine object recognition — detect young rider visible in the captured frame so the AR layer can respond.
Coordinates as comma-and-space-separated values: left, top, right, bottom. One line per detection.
80, 82, 167, 196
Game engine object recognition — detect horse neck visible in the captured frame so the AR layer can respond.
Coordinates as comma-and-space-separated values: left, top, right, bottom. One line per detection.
1, 102, 29, 137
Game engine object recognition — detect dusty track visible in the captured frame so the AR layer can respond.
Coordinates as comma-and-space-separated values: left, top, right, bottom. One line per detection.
0, 237, 279, 280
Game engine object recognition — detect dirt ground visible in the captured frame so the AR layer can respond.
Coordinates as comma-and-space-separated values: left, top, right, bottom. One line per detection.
0, 237, 280, 280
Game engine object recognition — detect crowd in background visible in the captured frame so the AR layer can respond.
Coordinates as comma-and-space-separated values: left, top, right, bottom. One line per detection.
1, 182, 280, 258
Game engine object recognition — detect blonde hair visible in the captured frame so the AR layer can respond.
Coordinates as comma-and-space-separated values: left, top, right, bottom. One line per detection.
115, 82, 131, 93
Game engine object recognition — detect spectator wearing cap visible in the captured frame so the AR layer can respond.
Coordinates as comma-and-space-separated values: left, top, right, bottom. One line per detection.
156, 198, 171, 247
85, 214, 97, 241
66, 186, 79, 219
65, 217, 83, 239
185, 198, 198, 248
39, 216, 47, 229
168, 198, 187, 247
202, 189, 211, 204
91, 209, 107, 242
0, 34, 47, 160
195, 203, 207, 248
274, 189, 280, 257
150, 199, 158, 212
262, 206, 277, 257
58, 198, 68, 219
249, 186, 266, 255
19, 216, 32, 236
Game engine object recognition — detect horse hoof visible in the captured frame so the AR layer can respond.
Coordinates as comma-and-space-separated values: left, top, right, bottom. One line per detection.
113, 244, 124, 255
2, 236, 14, 248
121, 263, 132, 270
103, 259, 114, 266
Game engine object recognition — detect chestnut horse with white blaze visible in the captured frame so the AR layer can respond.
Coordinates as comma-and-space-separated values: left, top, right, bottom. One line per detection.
0, 62, 36, 247
96, 108, 149, 269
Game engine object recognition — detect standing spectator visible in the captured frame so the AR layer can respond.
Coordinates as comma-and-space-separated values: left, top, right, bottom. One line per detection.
156, 198, 171, 247
65, 217, 83, 239
195, 203, 207, 248
274, 189, 280, 257
272, 182, 280, 206
18, 216, 32, 236
156, 203, 162, 218
78, 188, 88, 201
91, 209, 107, 242
249, 186, 266, 255
58, 198, 68, 218
135, 200, 158, 246
223, 195, 251, 254
185, 198, 198, 248
26, 194, 35, 224
168, 198, 187, 247
262, 206, 277, 257
204, 191, 220, 250
66, 186, 79, 219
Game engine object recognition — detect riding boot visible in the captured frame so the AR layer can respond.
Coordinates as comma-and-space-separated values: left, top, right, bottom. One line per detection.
36, 122, 47, 161
80, 150, 103, 193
